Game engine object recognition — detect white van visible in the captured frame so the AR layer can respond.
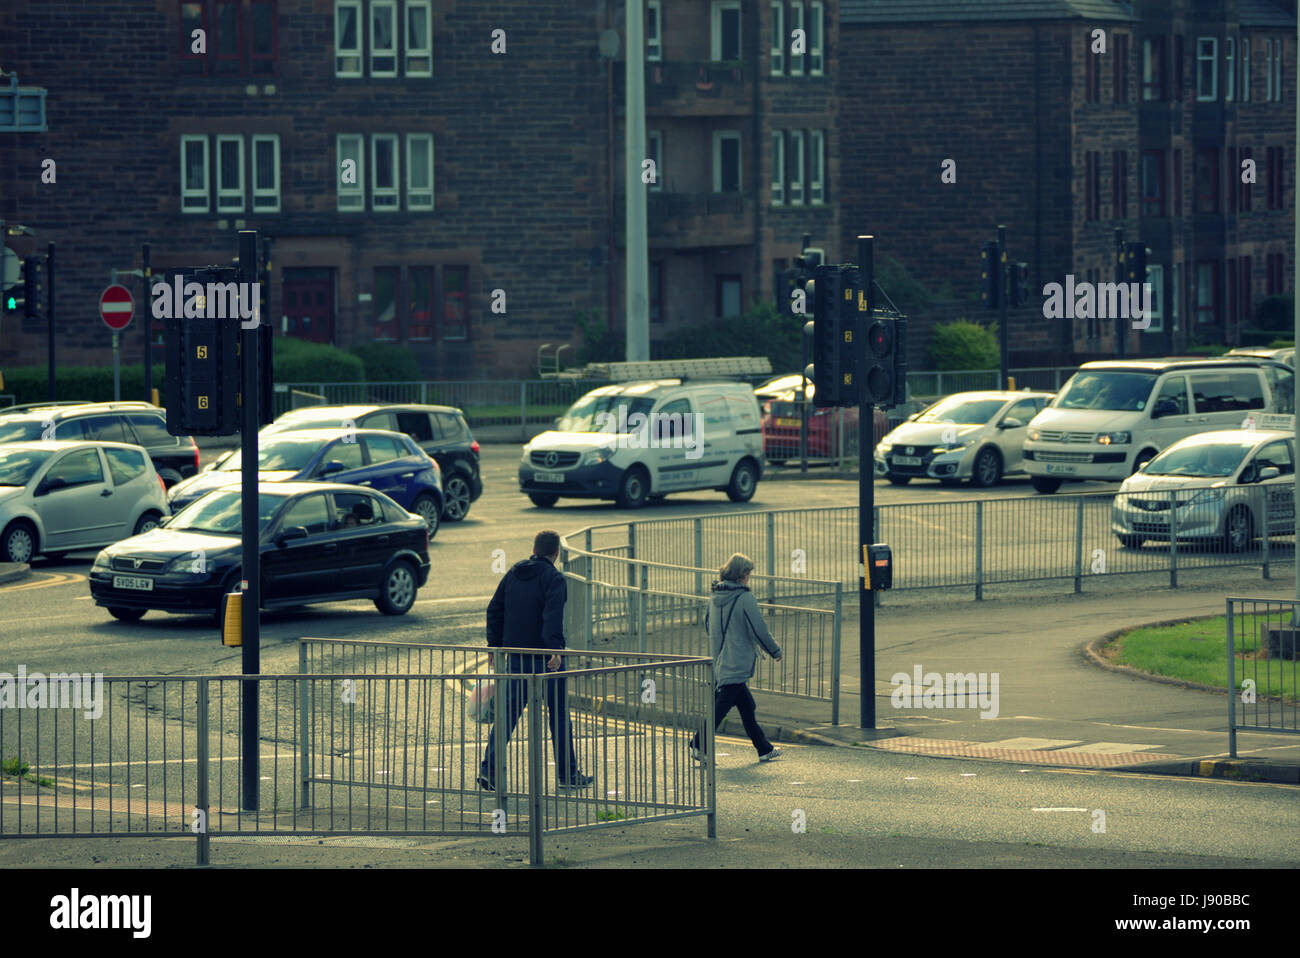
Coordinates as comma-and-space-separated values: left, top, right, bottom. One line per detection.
518, 379, 764, 508
1023, 357, 1295, 493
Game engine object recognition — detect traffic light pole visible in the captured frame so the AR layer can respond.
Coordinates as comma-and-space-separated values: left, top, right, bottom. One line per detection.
799, 232, 811, 473
143, 243, 152, 405
858, 234, 875, 729
239, 229, 261, 812
1115, 228, 1126, 359
997, 225, 1009, 390
46, 242, 55, 402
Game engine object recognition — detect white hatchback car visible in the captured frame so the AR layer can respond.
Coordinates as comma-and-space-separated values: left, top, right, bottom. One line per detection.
0, 441, 170, 564
1112, 424, 1295, 552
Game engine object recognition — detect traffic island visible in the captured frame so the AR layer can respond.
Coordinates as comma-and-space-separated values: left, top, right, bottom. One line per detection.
0, 562, 30, 585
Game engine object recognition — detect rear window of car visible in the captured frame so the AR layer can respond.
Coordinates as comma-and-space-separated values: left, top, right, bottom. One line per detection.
359, 411, 398, 431
125, 413, 177, 446
433, 412, 463, 439
78, 414, 132, 443
332, 491, 386, 527
1190, 372, 1265, 413
105, 447, 148, 485
362, 434, 407, 464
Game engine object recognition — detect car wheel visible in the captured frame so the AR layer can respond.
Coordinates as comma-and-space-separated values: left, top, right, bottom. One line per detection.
1, 520, 37, 564
1031, 477, 1062, 494
529, 493, 559, 508
1117, 534, 1145, 549
157, 468, 183, 488
971, 447, 1002, 488
1223, 506, 1254, 553
886, 475, 911, 486
133, 511, 163, 536
726, 461, 759, 503
441, 475, 472, 521
107, 607, 146, 623
411, 493, 441, 540
616, 468, 650, 509
1132, 449, 1158, 474
375, 560, 418, 615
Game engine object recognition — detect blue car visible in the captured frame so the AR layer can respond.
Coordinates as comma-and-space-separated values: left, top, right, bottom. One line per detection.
167, 428, 444, 537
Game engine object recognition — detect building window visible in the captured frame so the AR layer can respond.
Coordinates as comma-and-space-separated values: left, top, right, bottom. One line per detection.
371, 134, 399, 210
337, 134, 364, 211
647, 130, 663, 192
180, 3, 208, 74
1141, 150, 1164, 217
1197, 37, 1218, 101
788, 130, 804, 204
713, 130, 741, 193
769, 2, 783, 74
251, 134, 280, 212
1085, 151, 1100, 221
181, 135, 210, 213
374, 267, 398, 341
1228, 258, 1238, 327
216, 134, 245, 212
647, 1, 662, 61
1270, 38, 1283, 101
1172, 148, 1182, 216
408, 266, 433, 340
1085, 268, 1100, 339
250, 1, 276, 75
1174, 34, 1184, 100
716, 275, 742, 318
711, 1, 741, 62
808, 1, 824, 75
1194, 148, 1219, 213
1195, 261, 1218, 325
1266, 252, 1284, 295
370, 0, 397, 77
1227, 147, 1237, 213
1241, 37, 1251, 101
442, 265, 469, 341
1241, 257, 1252, 322
1112, 150, 1127, 219
650, 261, 664, 324
1225, 37, 1235, 101
1085, 36, 1100, 102
406, 133, 434, 209
1240, 146, 1253, 211
1266, 146, 1285, 210
405, 0, 432, 76
215, 0, 242, 75
789, 3, 804, 76
809, 129, 825, 204
1142, 36, 1165, 100
1113, 32, 1128, 103
335, 0, 362, 76
1146, 264, 1164, 333
771, 131, 784, 205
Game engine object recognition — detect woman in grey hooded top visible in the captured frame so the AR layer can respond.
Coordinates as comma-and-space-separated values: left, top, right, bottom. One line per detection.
689, 553, 783, 762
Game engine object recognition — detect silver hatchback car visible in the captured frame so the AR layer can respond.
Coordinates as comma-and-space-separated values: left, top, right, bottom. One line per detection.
0, 441, 170, 564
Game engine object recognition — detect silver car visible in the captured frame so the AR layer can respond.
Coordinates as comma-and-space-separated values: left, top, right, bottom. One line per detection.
0, 441, 170, 564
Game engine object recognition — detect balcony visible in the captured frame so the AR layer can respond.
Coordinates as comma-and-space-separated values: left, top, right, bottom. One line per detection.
615, 191, 755, 248
614, 60, 753, 117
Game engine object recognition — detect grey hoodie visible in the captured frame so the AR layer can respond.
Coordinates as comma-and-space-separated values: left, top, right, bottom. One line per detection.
706, 580, 782, 686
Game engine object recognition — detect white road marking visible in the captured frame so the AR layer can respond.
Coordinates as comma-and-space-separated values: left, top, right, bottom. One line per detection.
1054, 742, 1164, 754
983, 737, 1083, 750
1032, 807, 1089, 812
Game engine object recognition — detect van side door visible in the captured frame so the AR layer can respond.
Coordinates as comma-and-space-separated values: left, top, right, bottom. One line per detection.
649, 396, 698, 491
1189, 370, 1266, 433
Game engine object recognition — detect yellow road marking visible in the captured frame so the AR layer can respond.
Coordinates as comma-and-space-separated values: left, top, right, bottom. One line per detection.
0, 571, 84, 593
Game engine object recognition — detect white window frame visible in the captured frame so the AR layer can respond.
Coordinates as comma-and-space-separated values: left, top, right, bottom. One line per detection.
789, 3, 804, 77
809, 129, 824, 204
771, 131, 784, 205
712, 130, 742, 193
788, 129, 804, 205
406, 133, 434, 210
181, 135, 210, 214
251, 134, 281, 213
1241, 38, 1251, 101
1196, 37, 1218, 101
405, 0, 432, 77
769, 2, 783, 75
215, 135, 244, 213
646, 130, 663, 192
1225, 37, 1235, 101
334, 0, 362, 78
711, 1, 741, 62
646, 0, 662, 62
1145, 264, 1164, 333
808, 1, 824, 76
337, 133, 365, 211
371, 133, 399, 210
369, 0, 397, 78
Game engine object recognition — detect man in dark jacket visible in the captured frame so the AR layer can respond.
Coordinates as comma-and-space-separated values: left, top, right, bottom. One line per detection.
477, 530, 593, 790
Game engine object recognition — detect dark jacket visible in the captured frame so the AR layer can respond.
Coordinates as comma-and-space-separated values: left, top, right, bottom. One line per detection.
486, 556, 567, 651
705, 580, 781, 686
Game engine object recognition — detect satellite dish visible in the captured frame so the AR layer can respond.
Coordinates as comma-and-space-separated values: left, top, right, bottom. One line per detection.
598, 29, 620, 58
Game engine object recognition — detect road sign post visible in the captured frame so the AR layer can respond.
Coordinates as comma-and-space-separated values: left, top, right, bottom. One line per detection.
100, 284, 135, 403
858, 236, 876, 729
238, 230, 261, 812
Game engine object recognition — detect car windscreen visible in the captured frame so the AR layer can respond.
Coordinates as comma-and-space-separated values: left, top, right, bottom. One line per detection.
916, 398, 1005, 425
1144, 441, 1254, 478
167, 490, 288, 534
0, 448, 55, 486
1054, 371, 1157, 411
270, 412, 347, 432
218, 436, 323, 472
556, 395, 656, 433
0, 420, 44, 444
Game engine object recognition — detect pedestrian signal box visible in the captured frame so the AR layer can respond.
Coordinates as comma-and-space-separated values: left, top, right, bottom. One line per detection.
864, 543, 893, 590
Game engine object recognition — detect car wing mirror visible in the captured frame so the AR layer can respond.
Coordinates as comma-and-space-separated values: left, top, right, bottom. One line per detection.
1258, 466, 1281, 481
276, 525, 309, 545
999, 417, 1024, 430
35, 476, 66, 496
1152, 399, 1178, 419
319, 460, 345, 475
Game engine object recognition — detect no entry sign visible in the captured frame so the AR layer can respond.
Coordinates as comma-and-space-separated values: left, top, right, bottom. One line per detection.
100, 284, 135, 330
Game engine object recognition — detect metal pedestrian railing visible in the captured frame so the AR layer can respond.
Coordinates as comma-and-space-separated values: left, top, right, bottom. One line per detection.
0, 647, 715, 866
1226, 597, 1300, 757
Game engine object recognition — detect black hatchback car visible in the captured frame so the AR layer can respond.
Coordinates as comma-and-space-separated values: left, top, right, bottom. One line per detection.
258, 404, 483, 520
0, 401, 199, 488
89, 481, 431, 626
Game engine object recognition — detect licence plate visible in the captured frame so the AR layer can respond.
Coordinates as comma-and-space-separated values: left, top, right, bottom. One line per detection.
892, 456, 922, 466
776, 418, 802, 428
534, 471, 564, 483
1046, 464, 1078, 475
113, 575, 153, 591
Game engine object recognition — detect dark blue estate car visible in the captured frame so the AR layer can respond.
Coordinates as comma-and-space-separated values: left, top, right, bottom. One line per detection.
166, 428, 444, 536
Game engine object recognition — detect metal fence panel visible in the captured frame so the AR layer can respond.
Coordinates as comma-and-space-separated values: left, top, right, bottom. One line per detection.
1226, 597, 1300, 757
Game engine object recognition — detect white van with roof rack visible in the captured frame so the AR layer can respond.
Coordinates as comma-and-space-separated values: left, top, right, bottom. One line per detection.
518, 358, 768, 509
1022, 357, 1295, 493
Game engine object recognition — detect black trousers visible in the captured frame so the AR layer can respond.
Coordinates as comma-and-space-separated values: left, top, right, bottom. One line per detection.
690, 682, 774, 757
479, 652, 580, 781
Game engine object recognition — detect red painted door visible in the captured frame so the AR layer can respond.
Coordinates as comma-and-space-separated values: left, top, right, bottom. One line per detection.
281, 272, 335, 343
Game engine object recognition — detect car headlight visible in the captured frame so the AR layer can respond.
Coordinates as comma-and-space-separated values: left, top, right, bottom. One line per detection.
92, 552, 112, 571
581, 447, 615, 467
1095, 432, 1132, 445
1027, 428, 1040, 441
940, 441, 971, 453
876, 442, 892, 455
1113, 494, 1129, 509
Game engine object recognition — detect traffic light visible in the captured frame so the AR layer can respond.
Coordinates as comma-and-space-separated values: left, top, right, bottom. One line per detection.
863, 297, 907, 409
1123, 242, 1148, 285
164, 266, 241, 436
980, 242, 1000, 309
1008, 262, 1031, 307
22, 255, 45, 321
806, 264, 859, 407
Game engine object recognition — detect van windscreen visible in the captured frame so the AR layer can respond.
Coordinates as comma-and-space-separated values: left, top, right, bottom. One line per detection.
1054, 371, 1157, 411
558, 395, 656, 433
